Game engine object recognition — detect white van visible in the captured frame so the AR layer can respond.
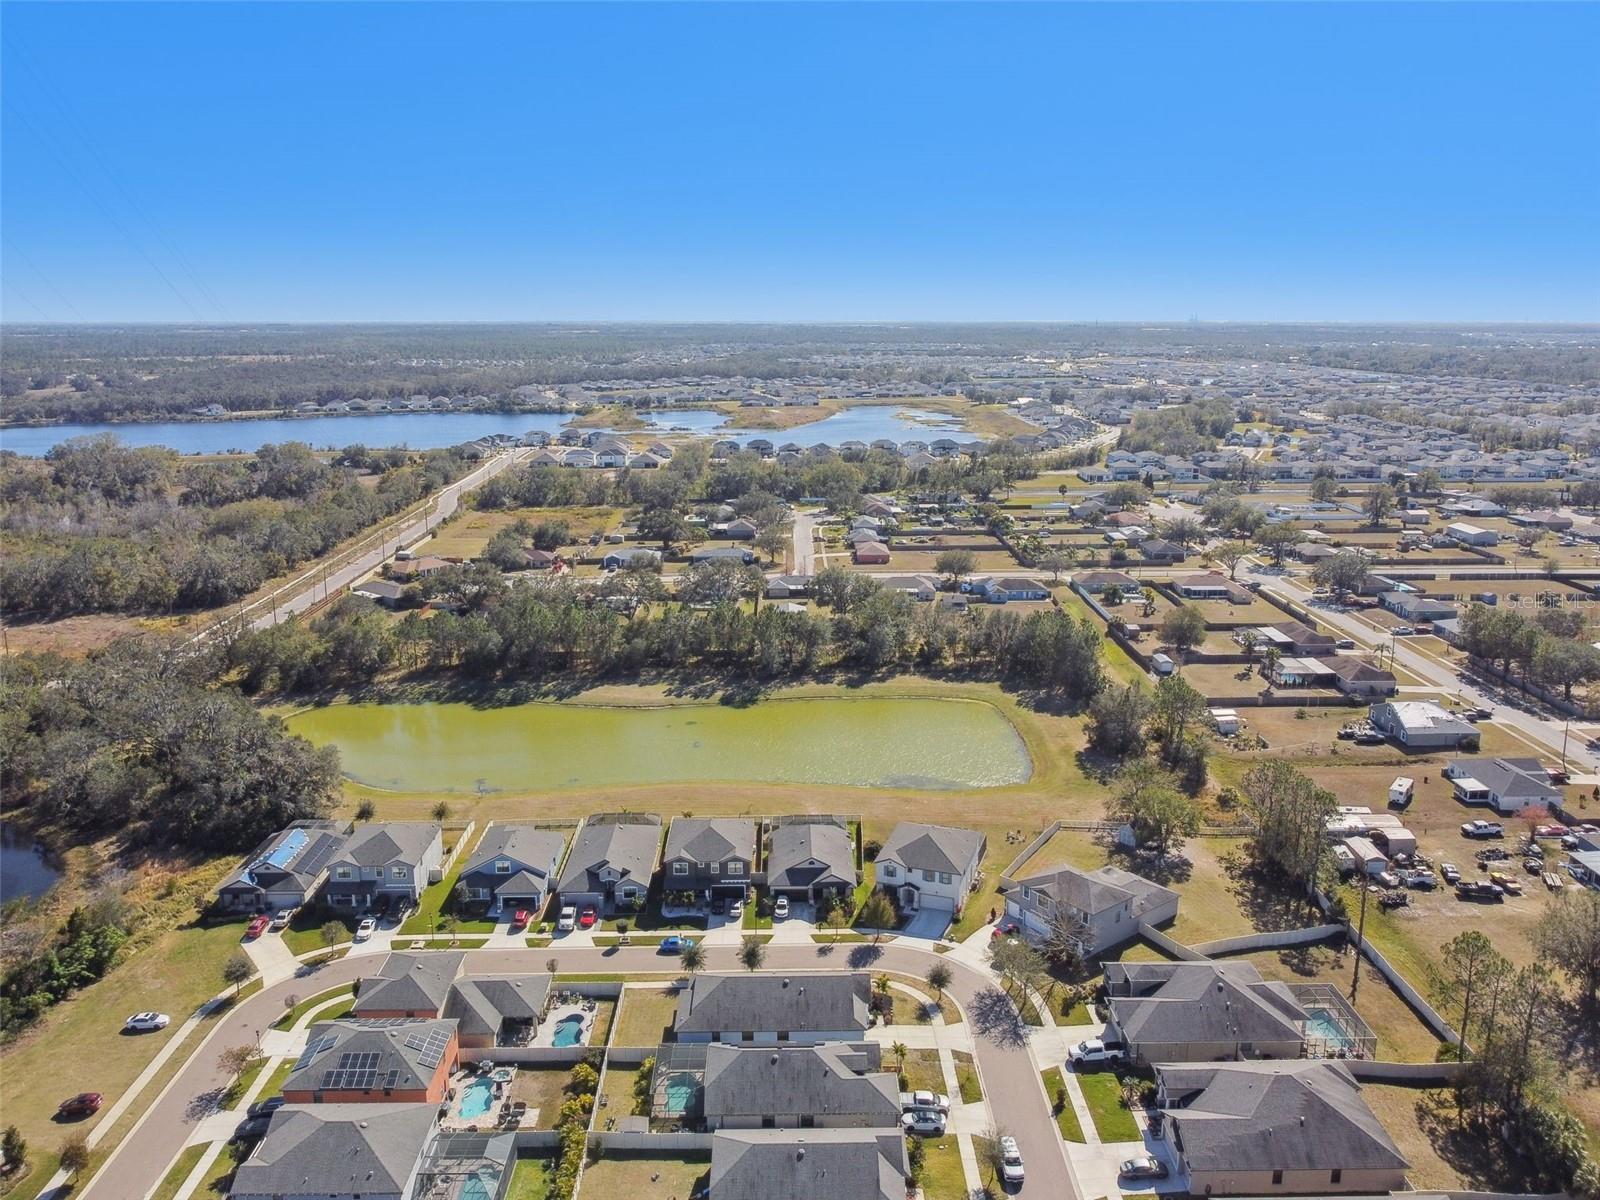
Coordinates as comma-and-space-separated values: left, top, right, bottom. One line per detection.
1388, 777, 1415, 809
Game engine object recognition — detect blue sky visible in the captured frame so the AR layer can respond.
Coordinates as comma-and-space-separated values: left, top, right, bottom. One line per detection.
2, 2, 1596, 323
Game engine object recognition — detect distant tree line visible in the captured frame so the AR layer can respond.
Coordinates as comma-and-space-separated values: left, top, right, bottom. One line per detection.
0, 435, 472, 617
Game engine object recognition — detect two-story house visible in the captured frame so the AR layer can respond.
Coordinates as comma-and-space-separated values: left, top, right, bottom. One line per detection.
321, 822, 443, 914
555, 815, 661, 914
456, 824, 569, 914
662, 818, 757, 904
766, 821, 858, 908
1005, 863, 1179, 957
673, 973, 871, 1045
872, 823, 985, 917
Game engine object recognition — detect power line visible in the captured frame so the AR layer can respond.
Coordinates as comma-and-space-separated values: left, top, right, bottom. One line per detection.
3, 236, 88, 321
1, 97, 205, 321
3, 37, 232, 321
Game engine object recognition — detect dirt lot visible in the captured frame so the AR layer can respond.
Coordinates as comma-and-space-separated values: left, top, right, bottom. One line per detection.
425, 506, 620, 560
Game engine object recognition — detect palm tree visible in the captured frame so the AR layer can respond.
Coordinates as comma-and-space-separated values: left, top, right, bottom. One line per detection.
679, 941, 706, 976
891, 1041, 909, 1073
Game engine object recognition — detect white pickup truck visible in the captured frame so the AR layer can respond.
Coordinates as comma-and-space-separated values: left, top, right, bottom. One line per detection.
1068, 1037, 1128, 1067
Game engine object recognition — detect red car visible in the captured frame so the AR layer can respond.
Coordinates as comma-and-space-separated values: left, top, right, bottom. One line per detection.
245, 916, 271, 940
510, 909, 531, 932
58, 1093, 103, 1119
990, 920, 1019, 939
578, 907, 598, 929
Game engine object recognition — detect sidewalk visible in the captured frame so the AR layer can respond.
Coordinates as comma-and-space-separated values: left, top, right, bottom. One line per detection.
242, 932, 301, 986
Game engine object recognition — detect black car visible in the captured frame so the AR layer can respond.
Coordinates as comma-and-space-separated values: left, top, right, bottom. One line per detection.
246, 1096, 285, 1121
1456, 880, 1504, 903
233, 1114, 272, 1142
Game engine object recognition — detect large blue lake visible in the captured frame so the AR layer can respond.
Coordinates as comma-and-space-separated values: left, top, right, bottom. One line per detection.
0, 406, 963, 457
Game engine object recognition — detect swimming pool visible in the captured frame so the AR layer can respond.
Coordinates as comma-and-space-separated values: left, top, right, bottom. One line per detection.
661, 1071, 698, 1116
458, 1077, 496, 1120
551, 1014, 586, 1047
1305, 1006, 1353, 1050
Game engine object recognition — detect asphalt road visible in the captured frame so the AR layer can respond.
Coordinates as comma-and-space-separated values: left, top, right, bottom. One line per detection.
92, 942, 1073, 1200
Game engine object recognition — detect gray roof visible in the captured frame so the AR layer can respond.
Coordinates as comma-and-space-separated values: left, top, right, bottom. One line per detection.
877, 822, 985, 877
1158, 1060, 1408, 1174
767, 822, 856, 892
1016, 863, 1178, 921
703, 1043, 899, 1124
331, 822, 440, 870
556, 816, 661, 894
284, 1017, 456, 1095
460, 825, 567, 882
675, 973, 870, 1037
1107, 962, 1306, 1048
230, 1103, 435, 1199
443, 975, 551, 1040
665, 818, 757, 866
1448, 756, 1560, 799
219, 822, 347, 896
710, 1129, 908, 1200
354, 951, 464, 1016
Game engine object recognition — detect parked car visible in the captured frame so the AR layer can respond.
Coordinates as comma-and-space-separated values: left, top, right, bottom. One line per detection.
268, 910, 292, 931
990, 919, 1020, 939
900, 1089, 950, 1115
998, 1135, 1026, 1186
1334, 637, 1357, 650
1069, 1038, 1128, 1067
1404, 871, 1438, 890
354, 917, 377, 941
1353, 729, 1386, 745
901, 1109, 947, 1136
659, 935, 696, 954
1534, 823, 1570, 839
123, 1011, 171, 1033
728, 899, 744, 921
245, 915, 271, 940
1461, 820, 1505, 839
1457, 880, 1505, 903
577, 907, 598, 929
509, 909, 531, 932
1120, 1156, 1170, 1180
234, 1114, 272, 1142
246, 1096, 286, 1121
1393, 625, 1416, 636
773, 896, 790, 920
557, 906, 577, 932
1440, 862, 1461, 883
1488, 871, 1524, 895
57, 1093, 103, 1119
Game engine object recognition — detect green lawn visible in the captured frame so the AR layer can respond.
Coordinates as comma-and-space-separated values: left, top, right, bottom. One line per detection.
953, 1051, 982, 1104
1078, 1071, 1140, 1141
1042, 1067, 1086, 1142
504, 1153, 554, 1200
612, 986, 681, 1048
918, 1135, 970, 1200
150, 1144, 209, 1200
271, 983, 356, 1030
400, 834, 499, 935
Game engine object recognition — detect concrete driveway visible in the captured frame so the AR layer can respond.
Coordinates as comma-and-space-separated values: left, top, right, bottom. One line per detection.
898, 906, 953, 941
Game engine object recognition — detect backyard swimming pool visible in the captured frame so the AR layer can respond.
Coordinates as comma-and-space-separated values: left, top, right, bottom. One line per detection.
1305, 1006, 1354, 1050
660, 1071, 698, 1116
551, 1014, 586, 1047
458, 1077, 496, 1120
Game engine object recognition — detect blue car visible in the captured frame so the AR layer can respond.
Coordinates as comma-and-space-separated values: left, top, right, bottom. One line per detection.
659, 935, 696, 954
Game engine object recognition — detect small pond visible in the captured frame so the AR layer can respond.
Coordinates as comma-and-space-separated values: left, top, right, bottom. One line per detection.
286, 697, 1031, 793
0, 823, 60, 903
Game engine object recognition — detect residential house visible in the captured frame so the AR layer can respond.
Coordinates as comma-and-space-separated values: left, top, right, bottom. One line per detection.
689, 546, 756, 565
1249, 621, 1335, 655
674, 973, 871, 1045
966, 576, 1051, 602
281, 1017, 459, 1105
663, 818, 757, 903
1378, 591, 1459, 623
456, 824, 568, 913
353, 951, 465, 1017
1444, 757, 1563, 815
873, 822, 986, 916
1511, 509, 1573, 531
1005, 864, 1179, 957
879, 574, 939, 601
1173, 572, 1250, 602
555, 815, 661, 914
601, 547, 662, 571
1140, 538, 1188, 563
443, 975, 551, 1049
321, 823, 443, 914
701, 1043, 900, 1130
1367, 701, 1478, 750
1074, 570, 1142, 594
229, 1103, 439, 1200
1446, 498, 1507, 518
388, 555, 452, 580
1326, 657, 1398, 698
852, 541, 891, 565
215, 822, 349, 914
709, 1129, 909, 1200
765, 574, 812, 599
1155, 1060, 1408, 1194
352, 578, 408, 607
722, 518, 759, 540
766, 821, 858, 906
1103, 961, 1307, 1063
1444, 521, 1499, 547
1270, 657, 1339, 688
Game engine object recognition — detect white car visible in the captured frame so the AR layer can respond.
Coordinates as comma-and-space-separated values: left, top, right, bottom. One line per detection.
354, 917, 377, 942
998, 1135, 1025, 1185
773, 896, 790, 919
901, 1089, 950, 1115
728, 898, 744, 920
901, 1109, 946, 1136
557, 906, 578, 932
1068, 1038, 1127, 1067
124, 1011, 170, 1033
268, 910, 292, 931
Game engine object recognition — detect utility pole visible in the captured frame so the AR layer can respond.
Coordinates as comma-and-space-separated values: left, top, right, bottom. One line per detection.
1349, 882, 1370, 1003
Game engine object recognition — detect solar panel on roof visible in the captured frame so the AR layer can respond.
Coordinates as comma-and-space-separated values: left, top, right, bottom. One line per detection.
404, 1027, 452, 1068
262, 828, 309, 870
294, 1033, 336, 1070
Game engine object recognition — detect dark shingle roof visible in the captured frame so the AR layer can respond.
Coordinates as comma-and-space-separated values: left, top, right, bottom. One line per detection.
709, 1129, 908, 1200
1107, 962, 1306, 1048
767, 823, 855, 892
877, 823, 984, 877
460, 825, 567, 882
230, 1103, 435, 1199
1016, 864, 1178, 921
703, 1043, 898, 1124
354, 951, 463, 1016
675, 973, 870, 1037
665, 819, 756, 866
556, 816, 661, 894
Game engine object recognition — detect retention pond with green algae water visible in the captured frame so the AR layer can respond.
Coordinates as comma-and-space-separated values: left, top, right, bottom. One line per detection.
286, 696, 1031, 792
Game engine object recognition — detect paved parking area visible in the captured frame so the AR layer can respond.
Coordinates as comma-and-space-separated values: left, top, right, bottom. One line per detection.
898, 906, 953, 940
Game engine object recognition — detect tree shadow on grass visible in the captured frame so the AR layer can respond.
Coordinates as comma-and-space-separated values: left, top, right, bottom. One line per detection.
1218, 845, 1321, 934
1412, 1090, 1543, 1193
